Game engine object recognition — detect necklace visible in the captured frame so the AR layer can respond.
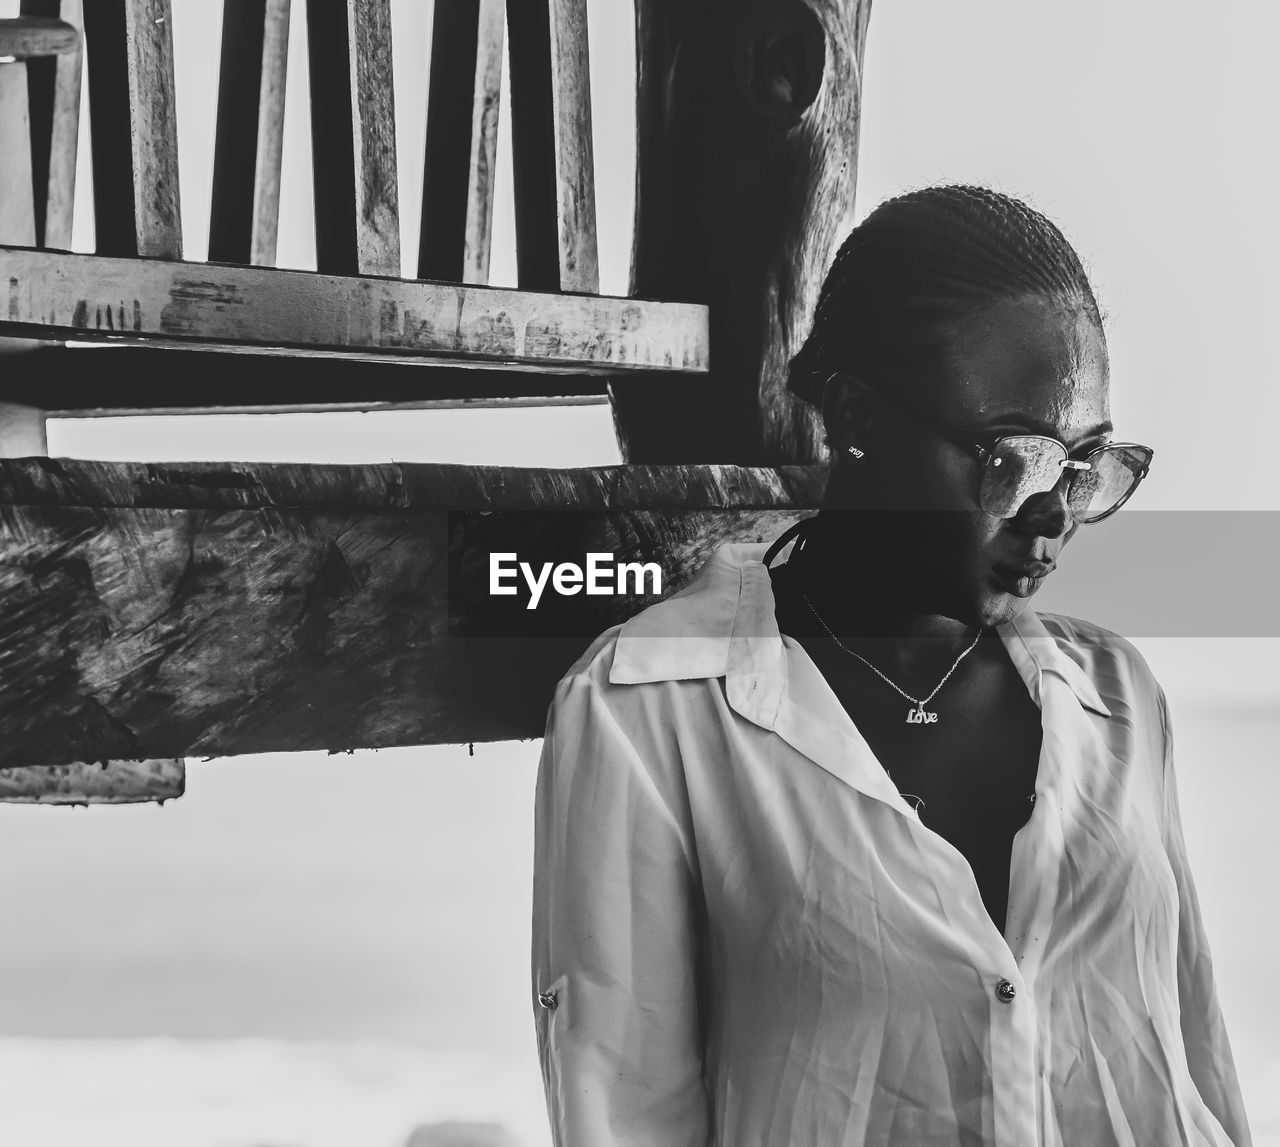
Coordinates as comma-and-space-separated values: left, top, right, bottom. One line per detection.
799, 591, 986, 725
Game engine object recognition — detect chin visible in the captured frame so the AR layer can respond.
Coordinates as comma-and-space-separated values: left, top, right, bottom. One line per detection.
953, 585, 1030, 629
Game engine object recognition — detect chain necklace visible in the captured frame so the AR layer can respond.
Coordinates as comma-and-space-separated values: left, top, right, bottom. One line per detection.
799, 591, 986, 725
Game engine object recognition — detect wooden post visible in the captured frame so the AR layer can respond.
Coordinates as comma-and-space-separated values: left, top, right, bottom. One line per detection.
306, 0, 400, 277
82, 0, 183, 258
610, 0, 873, 466
209, 0, 291, 266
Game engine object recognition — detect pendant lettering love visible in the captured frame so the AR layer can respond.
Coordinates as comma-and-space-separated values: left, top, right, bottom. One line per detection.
905, 706, 939, 724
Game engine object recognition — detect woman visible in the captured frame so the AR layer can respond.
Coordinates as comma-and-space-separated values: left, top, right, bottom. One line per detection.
530, 185, 1253, 1146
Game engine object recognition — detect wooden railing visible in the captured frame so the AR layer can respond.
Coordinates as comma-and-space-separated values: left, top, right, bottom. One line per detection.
0, 0, 875, 802
0, 0, 708, 413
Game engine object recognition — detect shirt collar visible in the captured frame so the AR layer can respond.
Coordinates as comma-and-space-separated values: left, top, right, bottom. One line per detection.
608, 541, 1112, 721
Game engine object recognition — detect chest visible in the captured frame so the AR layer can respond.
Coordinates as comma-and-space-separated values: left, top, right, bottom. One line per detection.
795, 638, 1045, 929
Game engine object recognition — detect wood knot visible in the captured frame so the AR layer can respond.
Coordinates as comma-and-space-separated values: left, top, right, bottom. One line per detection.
732, 0, 826, 126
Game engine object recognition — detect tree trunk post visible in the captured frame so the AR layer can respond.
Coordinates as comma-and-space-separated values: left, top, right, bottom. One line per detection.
611, 0, 873, 466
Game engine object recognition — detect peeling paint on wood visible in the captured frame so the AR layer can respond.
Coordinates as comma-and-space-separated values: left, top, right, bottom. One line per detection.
0, 246, 709, 372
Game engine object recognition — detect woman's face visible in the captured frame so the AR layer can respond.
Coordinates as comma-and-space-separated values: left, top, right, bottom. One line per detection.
826, 294, 1112, 629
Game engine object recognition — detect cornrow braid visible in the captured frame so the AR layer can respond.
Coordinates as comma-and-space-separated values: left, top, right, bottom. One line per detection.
788, 184, 1105, 408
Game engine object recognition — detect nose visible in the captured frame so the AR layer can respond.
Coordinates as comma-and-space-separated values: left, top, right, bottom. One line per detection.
1013, 467, 1074, 538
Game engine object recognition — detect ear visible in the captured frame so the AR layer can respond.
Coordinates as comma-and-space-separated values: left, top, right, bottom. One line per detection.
820, 371, 879, 450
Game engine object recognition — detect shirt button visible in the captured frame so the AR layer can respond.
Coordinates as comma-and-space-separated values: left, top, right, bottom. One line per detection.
996, 979, 1017, 1002
537, 990, 558, 1010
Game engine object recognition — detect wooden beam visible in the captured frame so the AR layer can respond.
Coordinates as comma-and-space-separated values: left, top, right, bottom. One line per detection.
506, 0, 599, 292
306, 0, 400, 276
0, 246, 709, 372
209, 0, 291, 266
418, 0, 505, 284
20, 1, 84, 252
1, 388, 184, 805
0, 758, 184, 804
0, 345, 615, 413
0, 15, 78, 60
0, 458, 825, 763
611, 0, 872, 465
82, 0, 182, 258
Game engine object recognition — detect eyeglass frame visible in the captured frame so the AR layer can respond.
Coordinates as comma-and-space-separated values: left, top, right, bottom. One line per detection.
822, 371, 1155, 524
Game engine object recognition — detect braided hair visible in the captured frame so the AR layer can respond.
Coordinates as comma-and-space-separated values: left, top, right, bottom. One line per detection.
787, 185, 1105, 409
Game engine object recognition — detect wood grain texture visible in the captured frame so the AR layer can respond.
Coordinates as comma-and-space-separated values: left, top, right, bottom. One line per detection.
506, 0, 599, 293
418, 0, 505, 285
20, 1, 84, 251
547, 0, 598, 292
0, 458, 826, 763
0, 64, 37, 248
209, 0, 290, 266
0, 245, 709, 372
307, 0, 400, 277
611, 0, 872, 465
0, 15, 78, 59
83, 0, 183, 258
0, 758, 184, 803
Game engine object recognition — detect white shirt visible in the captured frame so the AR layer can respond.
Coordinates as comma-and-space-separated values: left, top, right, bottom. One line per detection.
531, 542, 1253, 1146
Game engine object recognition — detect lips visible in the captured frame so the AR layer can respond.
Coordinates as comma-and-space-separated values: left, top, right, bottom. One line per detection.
996, 559, 1056, 578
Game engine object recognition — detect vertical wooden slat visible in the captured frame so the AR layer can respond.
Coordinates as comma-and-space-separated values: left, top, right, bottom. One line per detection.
0, 62, 37, 248
306, 0, 400, 277
20, 0, 83, 250
209, 0, 291, 266
505, 0, 598, 293
418, 0, 504, 285
82, 0, 182, 258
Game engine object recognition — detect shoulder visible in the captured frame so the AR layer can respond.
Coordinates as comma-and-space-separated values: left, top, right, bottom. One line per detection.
1035, 609, 1169, 725
547, 622, 726, 723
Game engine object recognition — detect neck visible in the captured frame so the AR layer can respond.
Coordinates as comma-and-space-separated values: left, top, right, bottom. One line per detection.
774, 510, 985, 684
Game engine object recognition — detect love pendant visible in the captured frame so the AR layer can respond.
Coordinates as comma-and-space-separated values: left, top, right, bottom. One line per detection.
905, 706, 939, 724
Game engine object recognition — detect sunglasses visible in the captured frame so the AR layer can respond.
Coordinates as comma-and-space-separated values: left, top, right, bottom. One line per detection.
828, 374, 1155, 524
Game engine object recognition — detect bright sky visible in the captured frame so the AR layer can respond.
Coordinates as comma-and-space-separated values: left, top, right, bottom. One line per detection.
3, 2, 1278, 1145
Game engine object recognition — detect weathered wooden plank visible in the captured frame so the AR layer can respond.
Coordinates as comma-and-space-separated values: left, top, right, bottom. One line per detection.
209, 0, 291, 266
0, 345, 614, 413
306, 0, 400, 276
20, 1, 84, 252
506, 0, 599, 293
0, 15, 78, 59
0, 63, 37, 249
82, 0, 183, 258
0, 458, 825, 763
418, 0, 505, 285
612, 0, 872, 465
0, 758, 184, 804
0, 246, 709, 371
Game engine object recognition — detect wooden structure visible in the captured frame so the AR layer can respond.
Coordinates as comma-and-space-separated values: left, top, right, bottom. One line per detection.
0, 0, 873, 800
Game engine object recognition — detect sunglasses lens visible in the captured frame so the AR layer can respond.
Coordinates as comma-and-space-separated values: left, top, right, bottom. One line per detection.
1069, 445, 1153, 522
981, 437, 1066, 518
